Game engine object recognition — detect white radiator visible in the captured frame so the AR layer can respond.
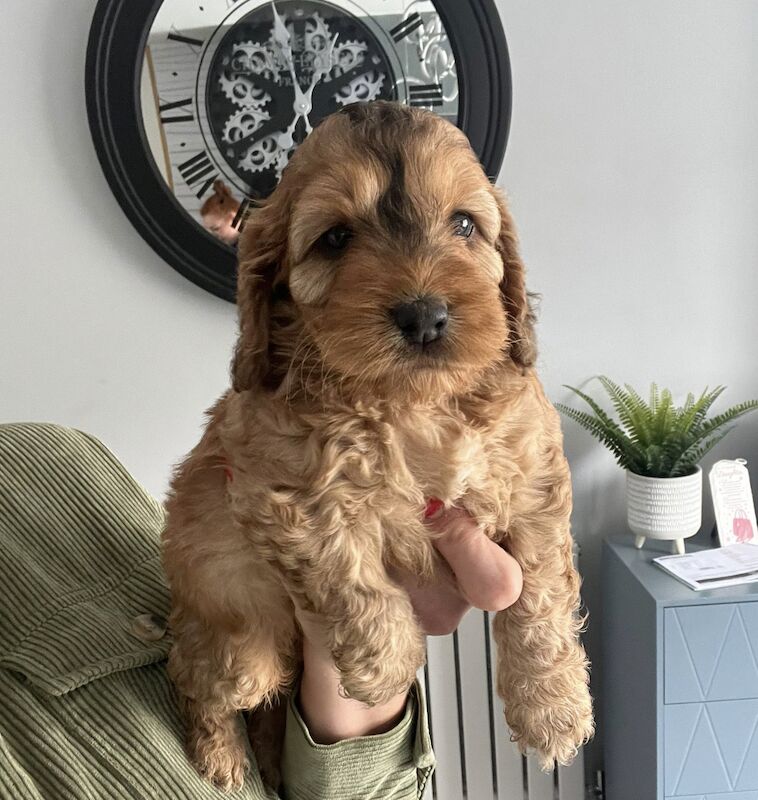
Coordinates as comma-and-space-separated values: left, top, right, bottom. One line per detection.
419, 611, 586, 800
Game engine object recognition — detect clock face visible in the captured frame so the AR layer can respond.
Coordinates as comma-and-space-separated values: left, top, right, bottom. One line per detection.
142, 0, 460, 246
87, 0, 510, 300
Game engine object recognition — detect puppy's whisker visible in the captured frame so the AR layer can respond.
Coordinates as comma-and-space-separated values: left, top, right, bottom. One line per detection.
346, 334, 396, 395
283, 330, 311, 404
299, 341, 326, 400
298, 330, 341, 405
288, 331, 324, 404
306, 346, 328, 410
318, 345, 341, 406
295, 336, 317, 386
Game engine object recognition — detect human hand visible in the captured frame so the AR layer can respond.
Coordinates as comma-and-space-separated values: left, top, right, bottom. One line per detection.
394, 499, 523, 635
294, 501, 523, 743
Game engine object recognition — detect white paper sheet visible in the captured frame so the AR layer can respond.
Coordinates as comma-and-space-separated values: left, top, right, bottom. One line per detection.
653, 542, 758, 591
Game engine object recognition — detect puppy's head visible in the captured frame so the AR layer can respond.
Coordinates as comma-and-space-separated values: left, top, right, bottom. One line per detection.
232, 101, 535, 401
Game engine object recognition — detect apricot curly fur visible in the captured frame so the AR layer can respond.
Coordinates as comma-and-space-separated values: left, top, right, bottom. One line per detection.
162, 101, 593, 791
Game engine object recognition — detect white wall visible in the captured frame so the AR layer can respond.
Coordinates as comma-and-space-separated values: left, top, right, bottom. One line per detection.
2, 0, 757, 784
0, 0, 237, 494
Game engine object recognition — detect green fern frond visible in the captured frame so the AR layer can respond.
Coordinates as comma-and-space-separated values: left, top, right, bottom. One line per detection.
597, 376, 652, 446
557, 377, 758, 478
625, 382, 656, 433
686, 386, 727, 435
560, 385, 624, 437
685, 400, 758, 447
649, 382, 660, 415
652, 389, 674, 442
555, 404, 630, 461
669, 428, 735, 476
672, 388, 714, 436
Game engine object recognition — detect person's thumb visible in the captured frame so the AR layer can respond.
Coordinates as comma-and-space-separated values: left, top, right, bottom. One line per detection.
424, 498, 523, 612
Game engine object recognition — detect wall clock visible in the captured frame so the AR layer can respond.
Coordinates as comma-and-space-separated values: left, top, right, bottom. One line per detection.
86, 0, 512, 301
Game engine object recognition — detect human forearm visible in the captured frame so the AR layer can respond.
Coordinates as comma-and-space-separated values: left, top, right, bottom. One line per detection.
298, 634, 408, 743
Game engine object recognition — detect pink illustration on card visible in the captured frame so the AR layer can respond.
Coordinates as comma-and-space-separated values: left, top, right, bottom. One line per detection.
733, 510, 754, 543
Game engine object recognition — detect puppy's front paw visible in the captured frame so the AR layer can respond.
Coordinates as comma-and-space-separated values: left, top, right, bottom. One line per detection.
505, 685, 594, 770
189, 724, 249, 793
335, 629, 426, 706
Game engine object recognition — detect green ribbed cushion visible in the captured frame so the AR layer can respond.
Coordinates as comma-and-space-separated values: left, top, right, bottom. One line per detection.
0, 423, 171, 694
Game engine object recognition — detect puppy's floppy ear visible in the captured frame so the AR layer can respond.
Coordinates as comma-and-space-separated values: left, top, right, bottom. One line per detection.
231, 196, 289, 393
494, 191, 537, 368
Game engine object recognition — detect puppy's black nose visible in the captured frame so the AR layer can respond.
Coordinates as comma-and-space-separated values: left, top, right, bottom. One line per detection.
391, 297, 449, 346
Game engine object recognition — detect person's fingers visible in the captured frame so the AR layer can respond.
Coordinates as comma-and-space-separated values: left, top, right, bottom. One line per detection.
424, 501, 523, 612
424, 497, 445, 520
425, 502, 482, 545
388, 557, 471, 636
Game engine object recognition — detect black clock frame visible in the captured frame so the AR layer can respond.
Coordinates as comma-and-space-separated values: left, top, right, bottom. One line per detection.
86, 0, 512, 302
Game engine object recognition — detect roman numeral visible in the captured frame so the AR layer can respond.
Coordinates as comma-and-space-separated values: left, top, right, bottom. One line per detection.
408, 83, 443, 108
177, 151, 218, 199
167, 30, 204, 48
390, 12, 423, 42
232, 196, 254, 231
159, 97, 194, 124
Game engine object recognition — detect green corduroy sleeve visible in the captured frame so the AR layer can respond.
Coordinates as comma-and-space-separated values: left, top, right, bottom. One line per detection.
281, 681, 435, 800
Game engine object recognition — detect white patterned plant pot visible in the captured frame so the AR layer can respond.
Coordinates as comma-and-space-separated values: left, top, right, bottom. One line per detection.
626, 467, 702, 555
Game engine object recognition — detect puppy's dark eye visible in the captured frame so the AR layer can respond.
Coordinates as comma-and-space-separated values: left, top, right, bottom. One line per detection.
451, 212, 475, 239
321, 225, 352, 251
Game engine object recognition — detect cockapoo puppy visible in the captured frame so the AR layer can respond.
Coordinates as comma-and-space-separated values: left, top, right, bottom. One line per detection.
162, 101, 594, 792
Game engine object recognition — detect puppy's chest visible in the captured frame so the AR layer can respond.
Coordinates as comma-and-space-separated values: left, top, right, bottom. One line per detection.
381, 408, 509, 506
240, 398, 523, 521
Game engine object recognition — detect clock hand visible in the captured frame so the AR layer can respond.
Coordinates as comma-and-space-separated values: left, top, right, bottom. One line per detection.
239, 116, 301, 175
270, 2, 311, 118
276, 115, 299, 152
268, 4, 337, 166
299, 34, 339, 134
307, 33, 339, 91
270, 2, 294, 65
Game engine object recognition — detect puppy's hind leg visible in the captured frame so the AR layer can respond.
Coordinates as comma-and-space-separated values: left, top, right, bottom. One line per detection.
246, 693, 288, 791
180, 688, 248, 793
168, 603, 297, 793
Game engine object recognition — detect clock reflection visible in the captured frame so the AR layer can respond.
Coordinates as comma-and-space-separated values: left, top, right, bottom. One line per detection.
140, 0, 459, 245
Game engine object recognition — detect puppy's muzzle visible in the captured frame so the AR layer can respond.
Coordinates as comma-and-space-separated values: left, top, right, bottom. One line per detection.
390, 296, 449, 349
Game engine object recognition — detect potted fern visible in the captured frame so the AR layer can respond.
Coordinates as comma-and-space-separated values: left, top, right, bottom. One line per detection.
557, 377, 758, 554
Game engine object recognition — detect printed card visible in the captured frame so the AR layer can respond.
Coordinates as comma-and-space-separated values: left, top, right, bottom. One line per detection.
709, 459, 757, 546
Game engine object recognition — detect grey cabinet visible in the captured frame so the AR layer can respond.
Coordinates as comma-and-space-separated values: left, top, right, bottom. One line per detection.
603, 539, 758, 800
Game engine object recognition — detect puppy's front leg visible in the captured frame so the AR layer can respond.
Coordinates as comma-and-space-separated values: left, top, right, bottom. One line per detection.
274, 517, 426, 706
492, 444, 594, 769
